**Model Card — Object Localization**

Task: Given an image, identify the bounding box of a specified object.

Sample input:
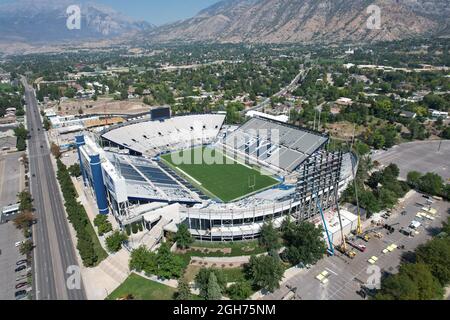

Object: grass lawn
[161,147,279,202]
[107,273,177,300]
[221,268,247,283]
[187,240,266,257]
[184,265,246,284]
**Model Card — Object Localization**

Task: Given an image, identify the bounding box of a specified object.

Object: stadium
[76,107,356,243]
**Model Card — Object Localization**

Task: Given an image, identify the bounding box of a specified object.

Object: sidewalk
[81,249,131,300]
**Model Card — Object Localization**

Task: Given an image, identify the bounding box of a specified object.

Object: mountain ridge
[149,0,450,44]
[0,0,154,44]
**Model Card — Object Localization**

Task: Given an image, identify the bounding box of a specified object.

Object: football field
[161,147,279,202]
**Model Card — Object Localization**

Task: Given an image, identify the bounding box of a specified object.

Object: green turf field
[161,147,279,202]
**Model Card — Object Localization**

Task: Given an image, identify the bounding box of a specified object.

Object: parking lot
[372,140,450,182]
[265,190,450,300]
[0,151,30,300]
[0,223,29,300]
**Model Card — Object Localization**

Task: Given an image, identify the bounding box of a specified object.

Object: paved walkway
[190,255,253,266]
[70,176,131,300]
[81,249,131,300]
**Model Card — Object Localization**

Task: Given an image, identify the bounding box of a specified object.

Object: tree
[207,272,223,300]
[375,263,443,300]
[372,132,385,149]
[68,163,81,177]
[354,141,370,156]
[383,163,400,180]
[93,214,113,236]
[43,117,51,131]
[129,246,157,273]
[367,171,383,189]
[13,211,34,230]
[407,171,422,189]
[77,236,98,267]
[14,124,28,151]
[441,127,450,140]
[282,221,327,266]
[156,242,185,279]
[105,230,128,253]
[247,255,284,292]
[195,268,226,299]
[418,173,443,196]
[377,187,398,209]
[174,278,191,300]
[19,240,34,256]
[444,184,450,201]
[174,223,194,249]
[50,143,61,159]
[259,221,281,252]
[226,280,253,300]
[17,190,33,212]
[359,190,381,216]
[416,238,450,286]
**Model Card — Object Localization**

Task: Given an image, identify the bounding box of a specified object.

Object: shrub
[226,280,253,300]
[106,230,128,253]
[131,222,139,234]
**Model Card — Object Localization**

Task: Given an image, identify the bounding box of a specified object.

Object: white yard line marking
[175,167,202,186]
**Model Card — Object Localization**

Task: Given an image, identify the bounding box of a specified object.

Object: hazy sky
[97,0,220,25]
[0,0,221,25]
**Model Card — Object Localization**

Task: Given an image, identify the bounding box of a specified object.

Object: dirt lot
[326,121,365,140]
[59,97,151,116]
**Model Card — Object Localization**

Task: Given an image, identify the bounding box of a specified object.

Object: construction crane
[315,194,334,256]
[334,186,356,259]
[349,125,363,236]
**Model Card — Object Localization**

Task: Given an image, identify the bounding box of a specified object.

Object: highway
[22,77,86,300]
[243,67,310,114]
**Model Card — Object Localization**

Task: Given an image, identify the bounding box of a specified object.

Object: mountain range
[152,0,450,43]
[0,0,153,44]
[0,0,449,46]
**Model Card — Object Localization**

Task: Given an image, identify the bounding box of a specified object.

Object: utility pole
[351,123,356,149]
[313,110,316,131]
[318,109,321,132]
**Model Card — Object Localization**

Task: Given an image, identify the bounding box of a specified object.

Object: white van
[409,221,421,229]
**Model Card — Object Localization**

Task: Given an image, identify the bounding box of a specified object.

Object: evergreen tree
[207,272,222,300]
[175,278,191,300]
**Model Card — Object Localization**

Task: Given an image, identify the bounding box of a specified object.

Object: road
[243,67,310,114]
[22,77,86,300]
[264,191,450,300]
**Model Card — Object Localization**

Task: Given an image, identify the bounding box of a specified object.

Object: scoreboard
[151,106,171,120]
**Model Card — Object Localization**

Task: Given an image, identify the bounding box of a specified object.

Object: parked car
[15,265,26,272]
[16,260,28,266]
[15,241,23,247]
[16,294,28,301]
[15,282,28,289]
[15,290,27,298]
